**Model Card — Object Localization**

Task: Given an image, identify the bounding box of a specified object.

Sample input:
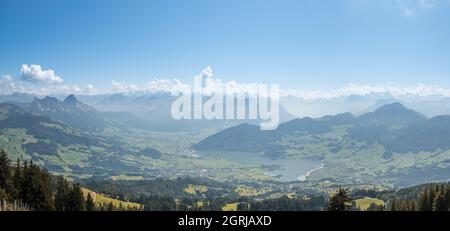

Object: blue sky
[1,0,450,93]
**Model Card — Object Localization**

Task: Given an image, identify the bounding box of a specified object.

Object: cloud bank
[20,64,64,84]
[398,0,440,16]
[2,66,450,100]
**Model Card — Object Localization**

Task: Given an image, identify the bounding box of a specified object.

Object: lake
[197,151,322,182]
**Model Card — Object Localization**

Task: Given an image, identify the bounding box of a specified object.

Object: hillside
[193,103,450,186]
[0,102,162,178]
[0,96,283,183]
[81,188,142,210]
[3,95,450,187]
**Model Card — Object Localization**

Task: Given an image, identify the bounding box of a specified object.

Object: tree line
[390,183,450,211]
[0,149,94,211]
[326,185,450,211]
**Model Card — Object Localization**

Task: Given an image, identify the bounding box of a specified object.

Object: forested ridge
[0,149,138,211]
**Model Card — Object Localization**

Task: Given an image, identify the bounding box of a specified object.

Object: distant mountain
[1,92,296,132]
[358,98,398,115]
[356,102,426,126]
[6,91,450,118]
[279,93,394,118]
[0,103,97,146]
[0,92,38,103]
[192,123,272,153]
[29,95,106,131]
[192,102,450,185]
[347,103,427,144]
[193,102,440,157]
[193,111,356,157]
[0,102,162,176]
[96,93,296,132]
[385,115,450,153]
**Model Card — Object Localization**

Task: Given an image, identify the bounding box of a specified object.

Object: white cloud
[398,0,440,16]
[4,66,450,100]
[0,73,100,96]
[419,0,437,9]
[111,80,139,93]
[107,67,450,100]
[144,79,190,95]
[280,83,450,100]
[191,66,264,97]
[201,66,213,79]
[20,64,64,84]
[0,75,21,94]
[1,74,13,81]
[84,84,96,95]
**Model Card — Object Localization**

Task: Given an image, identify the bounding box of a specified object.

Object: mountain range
[29,94,107,131]
[5,91,450,119]
[194,103,450,186]
[0,96,162,177]
[2,92,450,186]
[193,102,435,155]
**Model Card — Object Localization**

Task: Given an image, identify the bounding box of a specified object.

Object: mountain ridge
[29,95,106,131]
[193,102,448,155]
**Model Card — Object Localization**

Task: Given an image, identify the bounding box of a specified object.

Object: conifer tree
[390,200,397,211]
[327,188,352,211]
[419,189,431,211]
[67,183,86,211]
[428,188,435,211]
[107,202,114,211]
[0,188,7,201]
[20,162,55,210]
[55,176,70,211]
[11,158,22,200]
[433,192,447,211]
[444,187,450,210]
[410,201,416,211]
[0,149,15,199]
[86,193,96,211]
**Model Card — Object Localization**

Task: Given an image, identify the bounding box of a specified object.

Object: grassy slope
[354,197,385,211]
[81,188,142,210]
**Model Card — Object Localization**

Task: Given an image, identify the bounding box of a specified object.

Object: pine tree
[327,188,352,211]
[55,176,70,211]
[444,187,450,211]
[0,151,97,211]
[0,149,15,199]
[0,188,7,201]
[390,200,397,211]
[11,158,22,200]
[67,183,86,211]
[428,187,435,211]
[410,201,416,211]
[107,202,114,211]
[419,188,431,211]
[20,161,54,210]
[86,193,96,211]
[433,192,447,211]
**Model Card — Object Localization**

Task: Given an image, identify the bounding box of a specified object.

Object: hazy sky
[1,0,450,94]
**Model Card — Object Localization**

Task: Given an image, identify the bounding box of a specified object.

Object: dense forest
[84,179,327,211]
[388,183,450,211]
[325,184,450,211]
[0,149,128,211]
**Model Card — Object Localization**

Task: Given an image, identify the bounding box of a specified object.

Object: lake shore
[298,163,324,182]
